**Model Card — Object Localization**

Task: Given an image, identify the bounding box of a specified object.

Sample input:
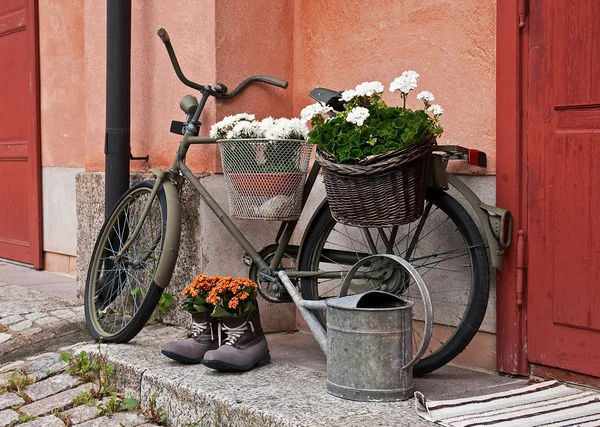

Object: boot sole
[161,350,203,364]
[202,353,271,372]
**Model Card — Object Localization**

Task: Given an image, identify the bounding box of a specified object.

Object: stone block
[0,334,11,344]
[26,373,82,402]
[61,404,101,424]
[24,353,68,381]
[20,383,93,417]
[0,315,24,325]
[0,409,19,427]
[0,393,24,410]
[75,412,147,427]
[19,415,65,427]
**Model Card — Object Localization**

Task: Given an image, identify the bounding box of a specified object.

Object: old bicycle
[84,28,512,376]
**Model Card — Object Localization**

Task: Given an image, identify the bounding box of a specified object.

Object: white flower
[300,103,332,122]
[355,81,384,97]
[341,89,359,102]
[389,70,420,94]
[428,104,443,116]
[266,118,308,140]
[417,91,435,102]
[209,112,256,138]
[346,106,370,127]
[225,120,264,139]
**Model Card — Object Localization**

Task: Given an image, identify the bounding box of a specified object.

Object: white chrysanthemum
[346,106,370,127]
[355,81,384,97]
[209,112,256,138]
[266,118,308,140]
[428,104,443,116]
[341,89,359,102]
[300,103,332,122]
[225,120,264,139]
[417,91,435,102]
[389,70,420,94]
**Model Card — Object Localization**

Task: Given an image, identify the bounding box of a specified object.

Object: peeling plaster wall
[292,0,497,174]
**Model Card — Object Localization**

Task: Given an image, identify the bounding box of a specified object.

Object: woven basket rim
[316,134,436,177]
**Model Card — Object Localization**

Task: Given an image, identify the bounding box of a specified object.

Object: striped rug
[414,380,600,427]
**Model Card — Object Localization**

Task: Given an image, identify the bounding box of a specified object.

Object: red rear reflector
[468,150,480,166]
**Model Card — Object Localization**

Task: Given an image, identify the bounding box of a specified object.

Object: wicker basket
[315,135,435,227]
[219,139,313,221]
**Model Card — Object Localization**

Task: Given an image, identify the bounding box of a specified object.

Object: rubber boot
[161,311,219,364]
[202,308,270,372]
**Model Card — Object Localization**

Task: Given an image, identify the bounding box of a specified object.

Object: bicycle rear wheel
[84,181,168,343]
[298,190,490,376]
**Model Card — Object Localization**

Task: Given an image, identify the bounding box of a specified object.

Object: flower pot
[316,135,435,228]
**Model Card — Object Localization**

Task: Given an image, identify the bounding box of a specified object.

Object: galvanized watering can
[278,254,433,402]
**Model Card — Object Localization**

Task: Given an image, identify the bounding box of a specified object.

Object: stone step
[72,327,435,427]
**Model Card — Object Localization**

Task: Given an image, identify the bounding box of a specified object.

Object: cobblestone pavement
[0,351,162,427]
[0,283,88,364]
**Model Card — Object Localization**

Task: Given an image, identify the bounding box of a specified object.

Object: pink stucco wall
[50,0,495,174]
[38,0,85,167]
[293,0,497,174]
[84,0,217,173]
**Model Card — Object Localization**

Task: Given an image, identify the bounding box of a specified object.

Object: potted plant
[210,114,313,220]
[302,71,443,227]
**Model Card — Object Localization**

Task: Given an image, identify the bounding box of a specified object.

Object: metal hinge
[518,0,529,29]
[516,230,527,306]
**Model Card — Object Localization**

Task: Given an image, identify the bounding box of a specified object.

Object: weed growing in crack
[97,395,139,415]
[141,392,168,425]
[61,343,115,399]
[0,371,34,400]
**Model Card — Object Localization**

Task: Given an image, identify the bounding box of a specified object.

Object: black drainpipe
[104,0,131,218]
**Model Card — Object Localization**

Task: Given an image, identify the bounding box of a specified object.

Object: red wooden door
[527,0,600,377]
[0,0,41,267]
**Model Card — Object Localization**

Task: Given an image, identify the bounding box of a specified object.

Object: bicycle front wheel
[298,190,490,376]
[85,181,168,343]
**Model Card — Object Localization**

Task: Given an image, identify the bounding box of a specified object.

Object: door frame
[27,0,42,269]
[496,0,528,375]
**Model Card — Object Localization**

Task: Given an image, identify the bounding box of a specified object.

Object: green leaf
[212,304,233,317]
[121,398,139,410]
[60,353,70,363]
[192,304,208,312]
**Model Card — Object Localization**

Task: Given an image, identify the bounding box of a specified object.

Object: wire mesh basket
[218,139,313,220]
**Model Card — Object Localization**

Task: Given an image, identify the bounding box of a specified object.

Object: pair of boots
[161,308,270,372]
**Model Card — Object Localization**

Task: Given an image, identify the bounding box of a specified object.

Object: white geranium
[300,103,332,122]
[355,81,384,97]
[428,104,443,116]
[341,89,359,102]
[417,91,435,102]
[346,106,370,127]
[389,71,420,94]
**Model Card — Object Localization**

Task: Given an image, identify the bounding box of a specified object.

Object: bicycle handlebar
[157,28,288,99]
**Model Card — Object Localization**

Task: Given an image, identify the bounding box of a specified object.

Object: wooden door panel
[527,0,600,376]
[0,0,40,266]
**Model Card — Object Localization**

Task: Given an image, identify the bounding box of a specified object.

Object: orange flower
[228,296,239,309]
[237,291,249,300]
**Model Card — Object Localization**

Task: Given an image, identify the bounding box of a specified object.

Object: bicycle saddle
[309,87,345,111]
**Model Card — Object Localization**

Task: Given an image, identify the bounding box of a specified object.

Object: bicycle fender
[296,198,330,267]
[153,179,181,288]
[445,174,507,271]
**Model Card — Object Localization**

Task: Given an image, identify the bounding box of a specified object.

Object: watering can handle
[339,254,433,371]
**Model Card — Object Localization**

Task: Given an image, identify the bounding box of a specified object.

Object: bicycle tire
[85,181,168,343]
[298,190,490,376]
